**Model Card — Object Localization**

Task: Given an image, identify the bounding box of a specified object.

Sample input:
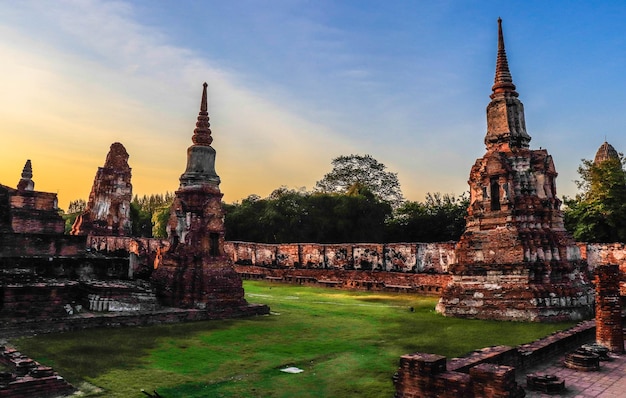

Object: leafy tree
[130,193,175,237]
[224,186,392,243]
[315,154,404,208]
[386,192,468,242]
[564,156,626,242]
[130,201,152,237]
[152,207,172,238]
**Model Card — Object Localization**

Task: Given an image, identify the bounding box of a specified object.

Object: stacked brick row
[226,241,455,273]
[0,282,80,318]
[594,264,624,352]
[393,353,525,398]
[0,345,74,398]
[394,321,597,397]
[234,265,451,295]
[469,363,524,398]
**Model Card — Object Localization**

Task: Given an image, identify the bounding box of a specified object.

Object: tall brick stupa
[151,83,265,315]
[436,19,594,322]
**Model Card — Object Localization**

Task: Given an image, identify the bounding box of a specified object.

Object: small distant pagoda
[151,83,260,313]
[436,19,594,322]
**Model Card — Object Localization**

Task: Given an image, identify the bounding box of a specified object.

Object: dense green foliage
[315,154,404,208]
[564,156,626,242]
[14,281,574,398]
[225,186,392,243]
[386,192,468,242]
[225,188,467,243]
[130,192,175,238]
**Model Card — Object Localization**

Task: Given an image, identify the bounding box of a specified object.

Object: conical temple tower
[593,141,619,165]
[151,83,263,314]
[16,160,34,191]
[436,19,594,322]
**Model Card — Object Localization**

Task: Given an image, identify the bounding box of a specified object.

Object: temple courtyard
[4,280,579,397]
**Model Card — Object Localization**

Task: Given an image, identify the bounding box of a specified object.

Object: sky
[1,0,626,210]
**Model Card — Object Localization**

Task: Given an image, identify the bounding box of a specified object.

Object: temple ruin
[435,19,595,322]
[0,83,268,337]
[70,142,133,236]
[150,82,251,312]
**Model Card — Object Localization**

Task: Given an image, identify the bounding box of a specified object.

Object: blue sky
[0,0,624,209]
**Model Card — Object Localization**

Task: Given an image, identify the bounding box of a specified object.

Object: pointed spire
[17,159,34,191]
[491,18,518,98]
[192,82,213,146]
[485,18,530,149]
[21,159,32,180]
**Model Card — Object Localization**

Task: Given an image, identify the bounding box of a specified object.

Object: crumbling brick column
[393,353,471,398]
[594,264,624,353]
[469,363,524,398]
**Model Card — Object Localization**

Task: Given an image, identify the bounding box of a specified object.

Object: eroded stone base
[151,255,247,311]
[436,271,594,322]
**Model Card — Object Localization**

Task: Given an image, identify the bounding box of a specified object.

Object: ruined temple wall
[85,236,168,254]
[0,233,86,258]
[9,190,64,234]
[235,265,451,294]
[9,190,58,212]
[579,243,626,294]
[224,241,455,273]
[416,242,456,273]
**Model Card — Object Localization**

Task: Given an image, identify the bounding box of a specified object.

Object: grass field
[12,281,575,397]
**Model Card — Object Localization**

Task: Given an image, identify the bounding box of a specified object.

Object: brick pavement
[519,343,626,397]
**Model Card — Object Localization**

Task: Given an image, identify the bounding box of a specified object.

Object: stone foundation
[235,265,450,295]
[394,321,597,397]
[436,263,594,322]
[0,345,74,398]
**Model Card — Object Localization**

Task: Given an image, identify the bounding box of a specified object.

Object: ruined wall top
[485,18,531,150]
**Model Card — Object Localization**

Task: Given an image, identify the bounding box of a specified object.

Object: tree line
[60,152,626,244]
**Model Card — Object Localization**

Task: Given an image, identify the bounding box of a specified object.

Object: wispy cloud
[0,0,358,207]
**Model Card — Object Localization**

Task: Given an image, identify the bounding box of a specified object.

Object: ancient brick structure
[226,241,456,273]
[393,321,598,397]
[437,19,594,322]
[580,242,626,295]
[594,141,619,165]
[16,160,34,192]
[151,83,265,314]
[0,344,74,398]
[71,142,132,236]
[594,264,624,352]
[0,161,64,236]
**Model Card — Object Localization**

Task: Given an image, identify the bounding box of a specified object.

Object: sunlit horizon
[2,1,625,210]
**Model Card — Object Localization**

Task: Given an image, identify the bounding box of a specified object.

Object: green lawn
[13,281,575,397]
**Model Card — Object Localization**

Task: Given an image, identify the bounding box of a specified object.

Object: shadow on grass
[379,311,577,359]
[13,318,251,382]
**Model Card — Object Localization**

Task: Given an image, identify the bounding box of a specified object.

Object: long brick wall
[225,241,456,273]
[225,241,626,292]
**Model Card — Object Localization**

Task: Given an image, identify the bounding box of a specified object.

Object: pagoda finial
[17,159,34,191]
[192,82,213,146]
[491,18,518,98]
